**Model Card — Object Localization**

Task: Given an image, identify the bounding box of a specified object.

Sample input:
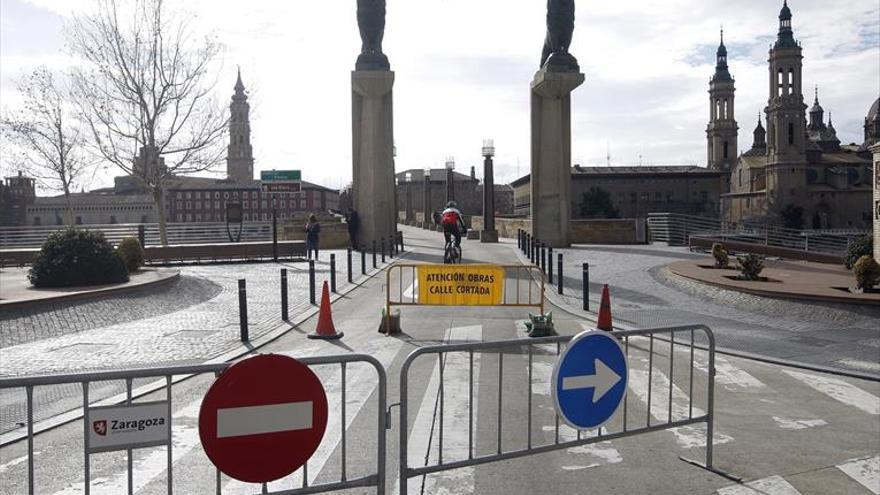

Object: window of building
[243,191,249,199]
[738,169,743,187]
[56,216,63,225]
[700,191,708,203]
[33,217,41,225]
[253,201,258,209]
[110,215,117,224]
[215,201,220,209]
[176,214,182,221]
[244,213,249,221]
[186,214,192,222]
[186,201,191,209]
[196,192,201,199]
[215,192,220,199]
[186,192,191,199]
[723,141,729,159]
[261,200,267,209]
[176,192,182,199]
[262,213,268,221]
[788,122,794,145]
[629,192,637,203]
[195,201,201,210]
[654,192,662,201]
[76,216,82,225]
[195,214,202,222]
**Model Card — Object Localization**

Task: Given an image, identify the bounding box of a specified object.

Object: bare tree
[1,66,92,224]
[67,0,228,245]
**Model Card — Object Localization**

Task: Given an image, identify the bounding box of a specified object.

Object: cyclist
[441,201,465,256]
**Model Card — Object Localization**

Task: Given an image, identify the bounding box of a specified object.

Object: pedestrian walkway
[0,226,877,494]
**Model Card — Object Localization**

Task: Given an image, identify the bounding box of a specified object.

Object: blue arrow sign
[552,330,628,430]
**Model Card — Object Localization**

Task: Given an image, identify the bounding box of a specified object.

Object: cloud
[1,0,878,190]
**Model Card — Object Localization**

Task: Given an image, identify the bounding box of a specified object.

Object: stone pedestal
[481,155,498,243]
[530,68,584,248]
[479,230,499,243]
[352,70,395,250]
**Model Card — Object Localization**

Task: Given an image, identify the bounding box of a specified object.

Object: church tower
[764,0,807,204]
[707,28,738,174]
[227,69,254,182]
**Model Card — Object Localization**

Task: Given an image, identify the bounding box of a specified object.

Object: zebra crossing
[4,319,878,495]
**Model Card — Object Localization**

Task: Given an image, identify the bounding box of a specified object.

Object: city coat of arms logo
[93,420,107,436]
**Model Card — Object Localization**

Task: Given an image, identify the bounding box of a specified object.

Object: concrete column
[352,70,395,249]
[445,168,455,203]
[423,176,431,228]
[530,68,584,247]
[480,155,498,243]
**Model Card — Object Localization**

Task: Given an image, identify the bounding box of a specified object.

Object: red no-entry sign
[198,354,328,483]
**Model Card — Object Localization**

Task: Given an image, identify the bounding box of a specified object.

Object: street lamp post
[445,156,455,204]
[423,167,431,229]
[481,139,499,243]
[272,195,278,261]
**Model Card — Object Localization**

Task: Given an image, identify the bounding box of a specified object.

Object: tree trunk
[63,184,75,225]
[153,187,169,246]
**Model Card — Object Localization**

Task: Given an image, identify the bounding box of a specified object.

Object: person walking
[345,207,360,249]
[305,213,321,260]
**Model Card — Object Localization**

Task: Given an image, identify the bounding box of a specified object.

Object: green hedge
[116,236,144,273]
[28,228,129,288]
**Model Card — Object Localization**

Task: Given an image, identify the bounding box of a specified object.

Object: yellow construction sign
[418,264,505,306]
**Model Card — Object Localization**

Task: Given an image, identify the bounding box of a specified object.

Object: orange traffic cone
[597,284,613,332]
[308,281,344,340]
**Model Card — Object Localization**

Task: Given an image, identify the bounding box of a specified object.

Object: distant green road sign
[261,170,301,182]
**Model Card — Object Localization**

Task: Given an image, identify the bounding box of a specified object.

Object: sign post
[198,354,328,483]
[551,330,628,430]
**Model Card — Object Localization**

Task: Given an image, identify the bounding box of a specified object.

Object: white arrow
[561,359,622,403]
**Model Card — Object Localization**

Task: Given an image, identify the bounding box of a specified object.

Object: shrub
[28,227,129,288]
[116,236,144,273]
[737,253,765,281]
[853,255,880,290]
[711,242,729,268]
[844,235,873,269]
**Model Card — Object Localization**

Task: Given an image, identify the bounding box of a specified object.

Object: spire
[809,85,825,130]
[234,67,245,93]
[775,0,796,48]
[712,27,732,82]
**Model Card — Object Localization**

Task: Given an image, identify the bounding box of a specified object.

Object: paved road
[524,241,880,376]
[0,227,877,495]
[0,249,382,434]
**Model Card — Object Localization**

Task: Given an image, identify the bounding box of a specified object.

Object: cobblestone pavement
[0,248,379,433]
[520,241,880,375]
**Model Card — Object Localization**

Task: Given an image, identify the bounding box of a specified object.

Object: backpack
[442,210,460,225]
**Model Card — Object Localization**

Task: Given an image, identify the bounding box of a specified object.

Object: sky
[1,0,878,194]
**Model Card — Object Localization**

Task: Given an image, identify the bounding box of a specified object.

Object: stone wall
[471,217,645,244]
[281,220,351,249]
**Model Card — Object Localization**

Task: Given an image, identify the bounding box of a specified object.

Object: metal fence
[0,353,387,495]
[647,212,865,256]
[398,325,719,494]
[0,222,274,249]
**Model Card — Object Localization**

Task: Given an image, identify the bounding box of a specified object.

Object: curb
[0,250,409,447]
[667,263,880,306]
[0,269,181,310]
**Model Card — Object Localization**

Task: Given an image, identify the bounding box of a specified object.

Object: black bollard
[330,254,337,292]
[582,263,589,311]
[381,238,387,263]
[518,229,522,250]
[399,232,405,252]
[347,248,353,283]
[137,224,146,248]
[557,253,564,295]
[548,247,554,284]
[525,233,530,255]
[309,260,316,305]
[540,243,546,273]
[238,279,248,342]
[389,237,394,259]
[361,247,366,275]
[280,269,288,320]
[372,241,377,268]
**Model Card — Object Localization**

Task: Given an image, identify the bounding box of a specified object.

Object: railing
[0,354,387,495]
[398,325,721,494]
[647,212,866,257]
[0,222,274,249]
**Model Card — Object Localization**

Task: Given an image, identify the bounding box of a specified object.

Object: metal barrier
[0,353,387,495]
[385,263,545,317]
[398,325,720,493]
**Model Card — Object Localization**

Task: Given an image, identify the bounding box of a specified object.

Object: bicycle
[444,237,461,264]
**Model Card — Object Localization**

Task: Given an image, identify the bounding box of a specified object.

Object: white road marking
[693,355,766,390]
[226,337,405,494]
[217,401,313,438]
[837,456,880,495]
[392,325,482,495]
[50,403,201,495]
[530,348,623,470]
[716,475,802,494]
[0,451,39,474]
[629,357,734,449]
[770,417,827,430]
[783,369,880,415]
